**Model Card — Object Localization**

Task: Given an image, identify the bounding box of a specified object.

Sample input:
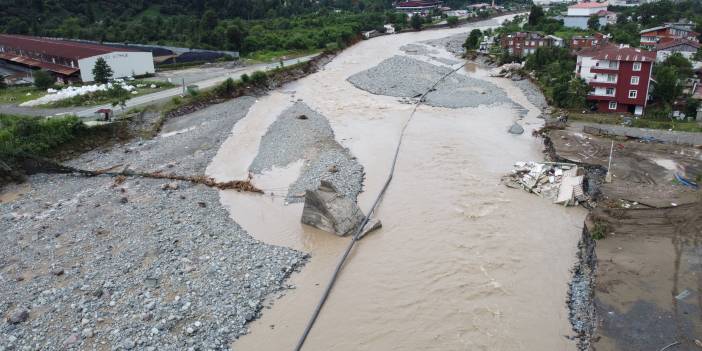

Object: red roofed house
[500,32,564,57]
[570,33,609,51]
[639,24,700,50]
[0,34,154,83]
[575,44,656,115]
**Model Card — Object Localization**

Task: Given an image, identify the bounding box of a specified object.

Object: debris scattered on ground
[504,161,587,206]
[489,62,523,77]
[301,180,380,236]
[0,97,306,350]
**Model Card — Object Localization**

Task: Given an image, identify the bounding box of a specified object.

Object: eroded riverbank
[208,15,588,350]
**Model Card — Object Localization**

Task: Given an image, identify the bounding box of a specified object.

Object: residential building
[562,2,616,30]
[0,34,154,83]
[576,44,656,115]
[394,0,442,13]
[570,33,609,51]
[639,24,700,50]
[655,39,700,62]
[500,32,564,57]
[532,0,572,5]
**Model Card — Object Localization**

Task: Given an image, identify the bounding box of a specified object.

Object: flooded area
[207,15,587,350]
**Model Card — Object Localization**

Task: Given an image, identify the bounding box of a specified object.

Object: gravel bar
[347,55,515,109]
[0,97,306,350]
[249,102,364,203]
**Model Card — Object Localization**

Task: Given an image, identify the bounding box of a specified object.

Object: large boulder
[301,180,370,236]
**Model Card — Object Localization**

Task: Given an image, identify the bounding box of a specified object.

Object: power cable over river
[294,63,468,351]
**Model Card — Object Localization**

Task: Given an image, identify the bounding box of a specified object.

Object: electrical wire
[293,63,466,351]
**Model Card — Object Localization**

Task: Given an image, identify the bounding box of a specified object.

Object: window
[609,101,617,110]
[631,76,639,85]
[606,88,614,95]
[607,74,616,82]
[629,90,638,99]
[509,40,513,45]
[633,62,642,71]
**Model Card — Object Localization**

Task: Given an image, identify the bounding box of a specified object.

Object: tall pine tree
[92,58,113,84]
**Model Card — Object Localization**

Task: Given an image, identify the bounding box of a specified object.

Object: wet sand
[208,15,587,350]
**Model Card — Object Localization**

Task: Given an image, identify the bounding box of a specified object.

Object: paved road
[1,54,319,118]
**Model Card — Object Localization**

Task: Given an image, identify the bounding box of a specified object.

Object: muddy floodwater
[208,15,587,350]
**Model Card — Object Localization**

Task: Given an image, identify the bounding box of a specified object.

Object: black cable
[293,63,465,351]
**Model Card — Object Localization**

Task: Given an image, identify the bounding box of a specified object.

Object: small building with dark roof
[0,34,154,83]
[654,39,700,62]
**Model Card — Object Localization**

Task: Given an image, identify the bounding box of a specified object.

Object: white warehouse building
[0,34,154,83]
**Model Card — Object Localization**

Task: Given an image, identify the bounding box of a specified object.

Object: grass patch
[590,221,608,240]
[0,86,48,104]
[0,114,87,159]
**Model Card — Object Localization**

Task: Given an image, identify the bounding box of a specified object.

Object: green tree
[92,58,114,84]
[652,65,682,106]
[464,29,482,50]
[447,16,459,27]
[528,5,544,26]
[200,10,218,31]
[661,53,693,78]
[33,70,53,89]
[410,14,423,30]
[587,15,600,30]
[695,46,702,61]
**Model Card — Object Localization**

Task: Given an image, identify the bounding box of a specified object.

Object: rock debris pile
[504,161,588,207]
[249,102,364,203]
[0,97,306,350]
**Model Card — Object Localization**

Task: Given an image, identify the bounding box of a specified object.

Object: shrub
[250,70,268,86]
[590,221,608,240]
[215,78,237,96]
[447,16,459,28]
[33,70,54,90]
[0,114,86,159]
[240,73,250,83]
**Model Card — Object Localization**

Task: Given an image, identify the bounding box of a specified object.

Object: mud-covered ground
[0,97,306,350]
[546,125,702,351]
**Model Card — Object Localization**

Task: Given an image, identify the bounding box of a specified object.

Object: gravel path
[249,102,364,203]
[0,97,306,350]
[511,79,549,110]
[347,55,515,109]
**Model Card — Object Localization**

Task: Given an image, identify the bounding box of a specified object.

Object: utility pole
[182,78,185,96]
[605,140,614,183]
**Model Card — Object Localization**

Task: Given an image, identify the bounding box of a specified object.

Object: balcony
[589,80,618,87]
[590,67,618,74]
[587,93,616,101]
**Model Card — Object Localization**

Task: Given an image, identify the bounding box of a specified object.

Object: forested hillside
[0,0,396,53]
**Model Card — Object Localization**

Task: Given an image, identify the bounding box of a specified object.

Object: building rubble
[503,161,587,206]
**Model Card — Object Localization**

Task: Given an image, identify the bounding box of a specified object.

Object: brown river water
[207,15,587,351]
